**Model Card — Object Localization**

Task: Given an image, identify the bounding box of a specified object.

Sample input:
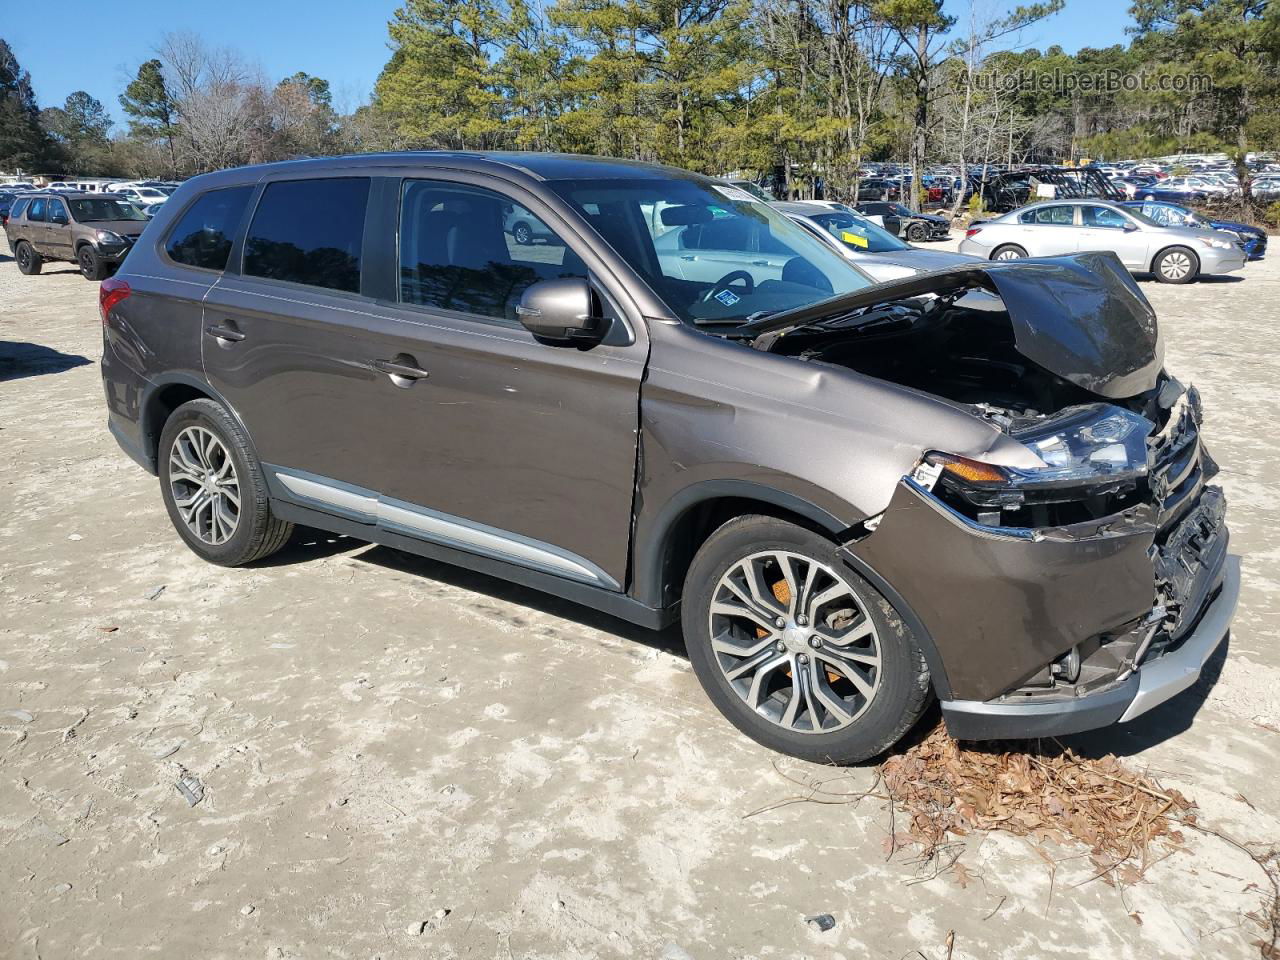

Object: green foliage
[0,39,55,171]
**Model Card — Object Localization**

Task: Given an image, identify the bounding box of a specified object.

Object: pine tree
[0,39,55,173]
[119,59,178,173]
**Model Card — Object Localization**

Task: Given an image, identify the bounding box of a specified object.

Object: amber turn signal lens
[930,453,1009,485]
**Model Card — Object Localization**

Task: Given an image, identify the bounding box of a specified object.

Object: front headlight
[1198,236,1235,250]
[96,230,126,246]
[916,405,1154,509]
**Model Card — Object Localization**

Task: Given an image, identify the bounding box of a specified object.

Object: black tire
[906,221,927,242]
[512,222,533,245]
[681,515,932,764]
[1152,245,1199,284]
[158,398,293,566]
[15,240,42,275]
[991,243,1028,261]
[77,244,108,281]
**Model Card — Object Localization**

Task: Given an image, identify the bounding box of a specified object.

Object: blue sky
[2,0,1133,123]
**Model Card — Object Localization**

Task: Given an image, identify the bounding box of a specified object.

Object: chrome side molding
[267,466,620,590]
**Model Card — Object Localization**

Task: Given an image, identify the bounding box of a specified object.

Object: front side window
[1082,206,1130,229]
[166,185,255,271]
[244,178,370,293]
[399,181,586,322]
[47,198,69,223]
[551,177,869,326]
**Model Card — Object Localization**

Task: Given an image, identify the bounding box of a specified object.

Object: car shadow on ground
[0,340,92,381]
[1059,635,1231,759]
[258,527,687,656]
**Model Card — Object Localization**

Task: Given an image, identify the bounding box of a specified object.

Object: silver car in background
[959,199,1246,284]
[776,201,981,282]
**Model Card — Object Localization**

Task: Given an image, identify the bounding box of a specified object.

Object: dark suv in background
[100,153,1237,763]
[5,191,149,279]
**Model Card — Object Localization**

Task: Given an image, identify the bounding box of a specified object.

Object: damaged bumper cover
[844,475,1235,742]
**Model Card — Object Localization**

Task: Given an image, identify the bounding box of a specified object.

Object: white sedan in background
[959,199,1245,283]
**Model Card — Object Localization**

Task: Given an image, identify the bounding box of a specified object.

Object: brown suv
[4,191,149,280]
[99,153,1237,763]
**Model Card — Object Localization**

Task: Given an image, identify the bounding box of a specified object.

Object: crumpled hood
[750,251,1163,399]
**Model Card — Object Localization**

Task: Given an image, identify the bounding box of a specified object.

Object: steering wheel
[701,270,755,305]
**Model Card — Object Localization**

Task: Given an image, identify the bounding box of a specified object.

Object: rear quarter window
[165,185,255,271]
[243,178,370,293]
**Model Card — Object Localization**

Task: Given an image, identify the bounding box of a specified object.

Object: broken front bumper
[844,472,1236,742]
[940,556,1237,739]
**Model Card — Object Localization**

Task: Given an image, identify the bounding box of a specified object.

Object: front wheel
[512,222,533,245]
[77,244,108,281]
[158,399,293,566]
[681,516,931,764]
[906,222,927,242]
[1153,246,1199,284]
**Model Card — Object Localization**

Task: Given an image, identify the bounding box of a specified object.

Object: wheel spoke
[822,617,876,648]
[725,645,784,682]
[710,599,778,636]
[711,631,777,660]
[814,650,877,701]
[805,581,854,625]
[744,654,790,709]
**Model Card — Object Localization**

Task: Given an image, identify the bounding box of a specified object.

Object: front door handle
[373,355,430,387]
[679,254,696,261]
[205,323,245,344]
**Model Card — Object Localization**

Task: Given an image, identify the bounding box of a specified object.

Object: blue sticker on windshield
[714,289,741,307]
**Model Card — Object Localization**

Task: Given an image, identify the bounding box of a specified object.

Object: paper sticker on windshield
[841,230,869,248]
[713,184,762,204]
[714,289,741,307]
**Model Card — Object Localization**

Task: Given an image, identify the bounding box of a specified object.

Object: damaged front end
[754,253,1238,740]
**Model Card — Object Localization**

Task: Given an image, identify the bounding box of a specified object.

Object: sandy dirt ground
[2,238,1279,960]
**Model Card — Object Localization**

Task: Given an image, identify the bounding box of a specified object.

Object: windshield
[548,177,870,325]
[69,198,149,222]
[807,213,910,253]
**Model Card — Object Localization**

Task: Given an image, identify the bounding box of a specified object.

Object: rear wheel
[1153,246,1199,284]
[991,244,1027,261]
[77,244,107,281]
[682,516,931,764]
[512,222,533,245]
[158,399,293,566]
[15,240,42,275]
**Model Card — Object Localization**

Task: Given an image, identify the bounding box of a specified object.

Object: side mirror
[515,277,601,344]
[1122,223,1139,232]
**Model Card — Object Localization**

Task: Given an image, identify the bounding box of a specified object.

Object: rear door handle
[373,356,430,387]
[205,323,245,344]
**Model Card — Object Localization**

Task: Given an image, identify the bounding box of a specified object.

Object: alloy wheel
[17,245,29,270]
[1160,251,1192,280]
[994,248,1023,260]
[707,550,882,734]
[78,248,94,277]
[168,426,241,545]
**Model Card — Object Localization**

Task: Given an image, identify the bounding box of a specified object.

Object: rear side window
[244,178,369,293]
[166,185,254,271]
[27,198,47,222]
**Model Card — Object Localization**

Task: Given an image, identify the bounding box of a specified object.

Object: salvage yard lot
[2,244,1279,959]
